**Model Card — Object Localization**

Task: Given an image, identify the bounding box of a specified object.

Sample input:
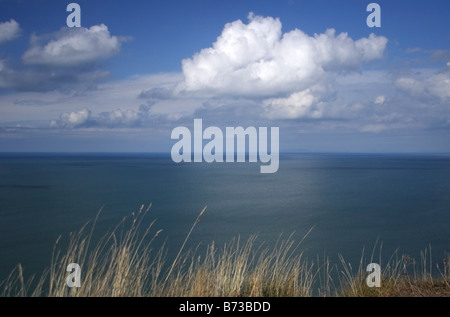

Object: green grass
[1,205,449,297]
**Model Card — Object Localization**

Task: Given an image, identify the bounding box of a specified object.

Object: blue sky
[0,0,449,153]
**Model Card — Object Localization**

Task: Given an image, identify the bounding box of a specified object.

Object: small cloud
[23,24,123,68]
[395,77,424,95]
[374,95,385,105]
[395,70,450,101]
[48,101,190,130]
[50,107,148,129]
[262,86,324,119]
[50,108,91,128]
[98,108,141,127]
[0,19,20,44]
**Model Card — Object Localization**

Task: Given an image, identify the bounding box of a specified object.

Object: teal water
[0,153,449,281]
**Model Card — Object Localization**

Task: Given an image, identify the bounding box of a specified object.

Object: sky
[0,0,449,153]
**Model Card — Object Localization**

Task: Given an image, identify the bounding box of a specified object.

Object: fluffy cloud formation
[262,85,326,119]
[181,13,388,97]
[50,107,143,129]
[97,108,141,127]
[48,99,199,130]
[0,19,20,44]
[395,70,450,101]
[0,24,125,91]
[49,106,156,129]
[22,24,122,67]
[50,108,91,128]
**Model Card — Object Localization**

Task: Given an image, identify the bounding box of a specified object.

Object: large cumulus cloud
[180,13,388,99]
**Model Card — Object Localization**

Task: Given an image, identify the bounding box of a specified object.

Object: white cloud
[0,24,127,91]
[395,71,450,101]
[262,86,325,119]
[374,95,386,105]
[428,73,450,101]
[48,104,184,130]
[180,13,388,97]
[98,108,141,127]
[0,19,20,44]
[50,108,91,128]
[23,24,122,67]
[395,77,425,96]
[0,73,186,125]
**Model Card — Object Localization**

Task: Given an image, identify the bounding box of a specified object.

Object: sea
[0,153,449,283]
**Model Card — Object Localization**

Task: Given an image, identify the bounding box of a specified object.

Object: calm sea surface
[0,153,449,281]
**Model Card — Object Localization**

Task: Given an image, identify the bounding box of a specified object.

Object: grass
[338,245,450,297]
[1,205,449,297]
